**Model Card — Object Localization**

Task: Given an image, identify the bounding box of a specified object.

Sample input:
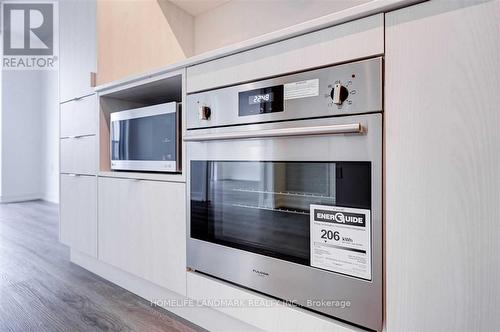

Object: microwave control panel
[187,57,382,130]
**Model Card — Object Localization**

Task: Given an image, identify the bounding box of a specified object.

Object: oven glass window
[111,113,176,161]
[190,161,371,265]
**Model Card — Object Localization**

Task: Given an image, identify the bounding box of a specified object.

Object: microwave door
[110,102,179,172]
[111,120,120,161]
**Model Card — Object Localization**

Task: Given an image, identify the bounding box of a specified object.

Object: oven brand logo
[2,1,58,70]
[252,269,269,277]
[314,209,366,227]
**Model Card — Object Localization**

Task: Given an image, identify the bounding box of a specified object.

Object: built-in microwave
[110,102,181,172]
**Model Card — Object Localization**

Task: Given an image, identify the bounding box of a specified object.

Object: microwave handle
[183,123,363,142]
[176,103,182,171]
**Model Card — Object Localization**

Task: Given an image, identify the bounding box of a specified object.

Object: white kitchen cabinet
[98,177,187,295]
[60,94,97,138]
[187,14,383,92]
[60,174,97,257]
[59,0,96,102]
[60,135,97,175]
[385,1,500,331]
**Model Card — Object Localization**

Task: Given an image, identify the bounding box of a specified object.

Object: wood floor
[0,200,204,332]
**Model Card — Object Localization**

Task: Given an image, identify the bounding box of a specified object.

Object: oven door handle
[184,123,363,142]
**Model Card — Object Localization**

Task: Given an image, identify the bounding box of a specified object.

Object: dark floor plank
[0,200,204,332]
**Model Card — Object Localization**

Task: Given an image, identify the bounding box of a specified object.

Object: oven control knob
[330,83,349,105]
[198,106,211,120]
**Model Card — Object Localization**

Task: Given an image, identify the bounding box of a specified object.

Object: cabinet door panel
[98,177,186,295]
[60,175,97,257]
[59,0,96,102]
[385,1,500,331]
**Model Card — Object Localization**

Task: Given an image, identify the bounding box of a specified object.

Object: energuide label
[310,204,371,280]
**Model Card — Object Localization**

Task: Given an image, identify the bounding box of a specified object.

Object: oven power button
[198,106,211,120]
[330,83,349,105]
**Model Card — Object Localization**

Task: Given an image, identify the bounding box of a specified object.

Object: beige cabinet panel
[385,1,500,331]
[60,95,97,138]
[98,177,187,295]
[60,136,97,175]
[60,174,97,257]
[59,0,96,102]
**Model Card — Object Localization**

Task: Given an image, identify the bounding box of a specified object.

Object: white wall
[158,0,195,57]
[41,71,60,203]
[97,0,192,84]
[194,0,371,54]
[0,71,43,202]
[0,68,2,195]
[0,69,59,203]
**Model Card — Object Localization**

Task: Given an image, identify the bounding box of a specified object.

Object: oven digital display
[239,85,284,116]
[249,92,274,104]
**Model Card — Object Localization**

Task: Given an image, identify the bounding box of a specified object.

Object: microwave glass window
[190,161,371,265]
[111,113,176,161]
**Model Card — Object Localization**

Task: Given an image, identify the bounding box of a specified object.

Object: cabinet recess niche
[98,73,184,182]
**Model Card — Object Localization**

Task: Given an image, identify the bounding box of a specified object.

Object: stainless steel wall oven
[185,58,383,331]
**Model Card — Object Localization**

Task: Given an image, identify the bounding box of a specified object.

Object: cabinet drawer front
[98,177,187,295]
[60,95,97,138]
[60,135,97,175]
[187,14,383,93]
[60,174,97,257]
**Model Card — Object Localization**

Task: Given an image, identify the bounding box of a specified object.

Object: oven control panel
[187,57,382,129]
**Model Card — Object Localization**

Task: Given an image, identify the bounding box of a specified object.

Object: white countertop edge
[95,0,422,93]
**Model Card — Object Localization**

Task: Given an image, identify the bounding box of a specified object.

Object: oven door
[186,113,382,331]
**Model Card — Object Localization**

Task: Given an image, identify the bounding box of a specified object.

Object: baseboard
[187,272,362,332]
[70,250,262,332]
[0,193,43,203]
[42,192,59,204]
